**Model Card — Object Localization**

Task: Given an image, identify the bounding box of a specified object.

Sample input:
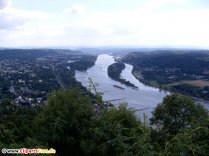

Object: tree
[81,104,154,156]
[150,94,209,142]
[33,89,94,156]
[0,99,42,149]
[33,89,156,156]
[161,126,209,156]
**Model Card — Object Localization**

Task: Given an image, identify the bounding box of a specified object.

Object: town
[0,49,97,106]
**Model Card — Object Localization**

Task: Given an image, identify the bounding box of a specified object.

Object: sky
[0,0,209,48]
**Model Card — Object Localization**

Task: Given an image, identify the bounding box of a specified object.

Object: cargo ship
[113,85,125,90]
[132,87,139,90]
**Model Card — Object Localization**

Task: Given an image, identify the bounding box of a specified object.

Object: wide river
[75,54,209,119]
[75,54,169,119]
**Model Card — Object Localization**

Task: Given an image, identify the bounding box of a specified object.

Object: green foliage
[162,126,209,156]
[1,90,209,156]
[150,94,209,142]
[0,99,43,149]
[33,89,94,155]
[33,90,154,156]
[70,57,96,71]
[108,63,125,80]
[108,63,138,88]
[88,78,103,105]
[122,52,209,100]
[81,104,154,156]
[171,84,209,101]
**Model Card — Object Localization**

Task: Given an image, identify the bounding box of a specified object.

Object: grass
[181,80,209,88]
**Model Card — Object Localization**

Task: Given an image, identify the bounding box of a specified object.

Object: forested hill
[121,51,209,100]
[0,49,82,60]
[123,52,209,73]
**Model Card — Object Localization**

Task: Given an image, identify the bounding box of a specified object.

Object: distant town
[0,49,97,106]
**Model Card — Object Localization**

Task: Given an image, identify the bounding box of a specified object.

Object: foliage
[33,89,94,155]
[70,55,97,71]
[81,104,154,156]
[0,99,43,149]
[1,90,209,156]
[108,63,138,88]
[150,94,209,142]
[122,51,209,100]
[161,126,209,156]
[171,84,209,101]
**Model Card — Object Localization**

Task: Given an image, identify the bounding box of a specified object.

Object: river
[75,54,169,120]
[75,54,208,120]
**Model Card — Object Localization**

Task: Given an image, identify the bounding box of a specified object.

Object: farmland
[182,80,209,88]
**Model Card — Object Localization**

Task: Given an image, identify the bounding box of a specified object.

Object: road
[51,65,65,88]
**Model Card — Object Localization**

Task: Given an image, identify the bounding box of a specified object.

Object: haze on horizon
[0,0,209,49]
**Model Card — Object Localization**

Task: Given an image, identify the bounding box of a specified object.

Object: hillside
[121,51,209,100]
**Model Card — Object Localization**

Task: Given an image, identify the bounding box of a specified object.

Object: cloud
[2,8,209,48]
[0,6,54,30]
[3,7,54,20]
[0,0,11,10]
[140,0,186,12]
[0,12,24,29]
[64,4,85,14]
[1,0,209,48]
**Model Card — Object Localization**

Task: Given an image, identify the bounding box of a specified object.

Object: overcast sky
[0,0,209,48]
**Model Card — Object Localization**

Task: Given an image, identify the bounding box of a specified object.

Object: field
[182,80,209,88]
[204,70,209,74]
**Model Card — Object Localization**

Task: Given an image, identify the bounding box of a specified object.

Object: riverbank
[75,54,168,119]
[108,63,138,89]
[132,68,209,106]
[120,51,209,104]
